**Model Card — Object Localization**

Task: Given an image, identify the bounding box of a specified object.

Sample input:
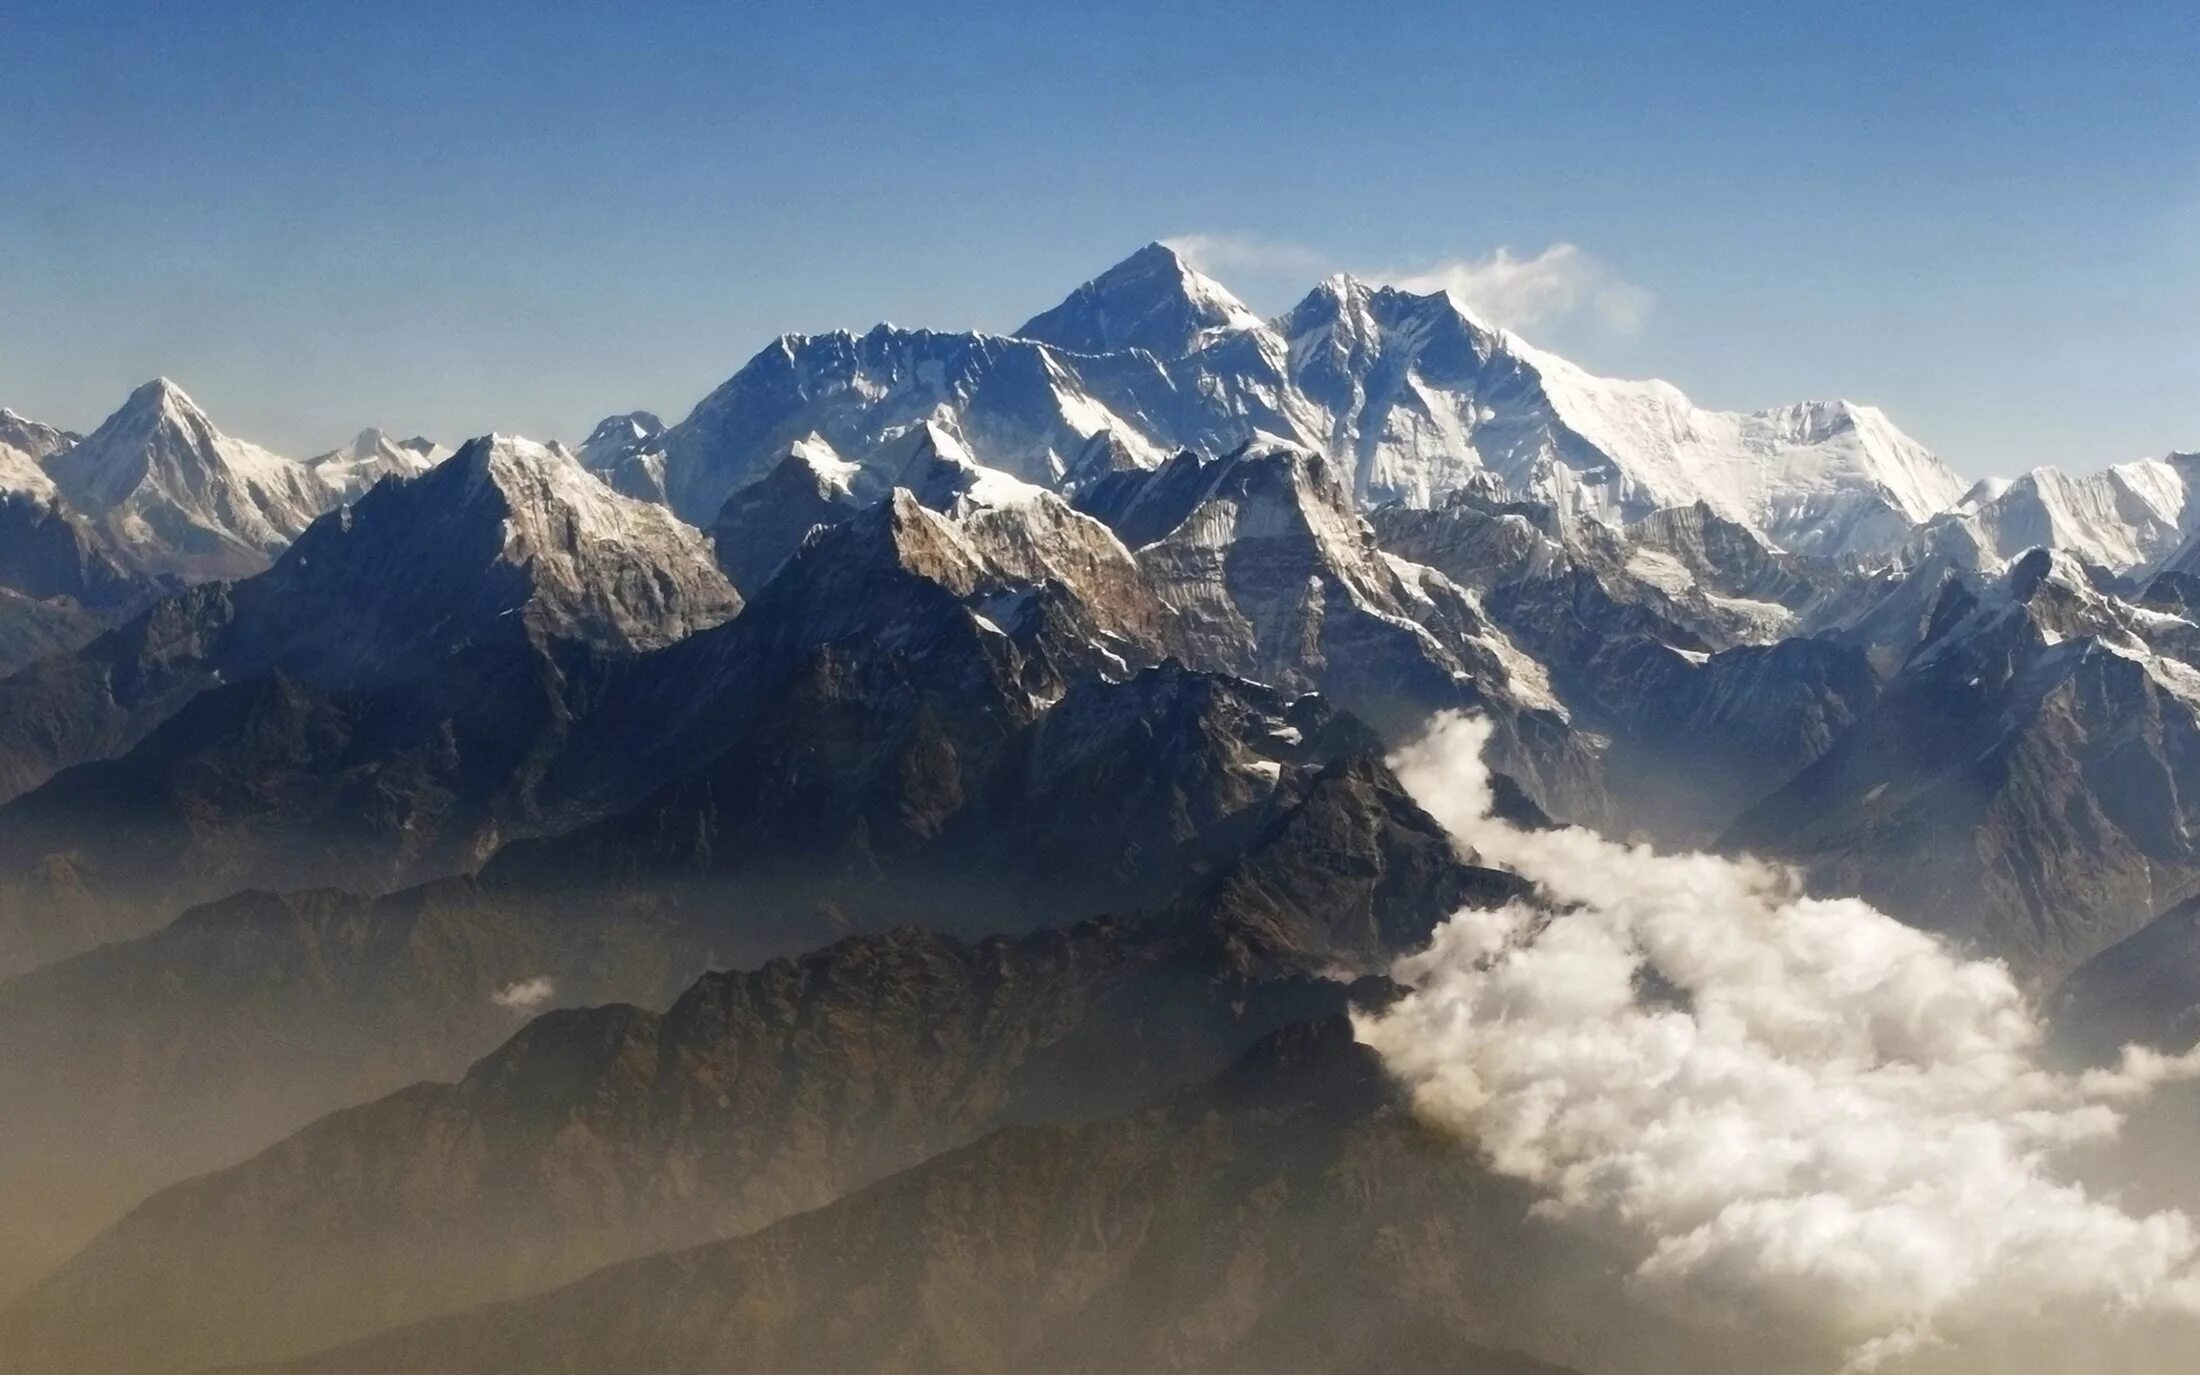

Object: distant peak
[874,418,975,475]
[126,376,196,410]
[135,375,182,396]
[583,411,664,445]
[1285,272,1376,324]
[1015,242,1262,358]
[1124,240,1187,269]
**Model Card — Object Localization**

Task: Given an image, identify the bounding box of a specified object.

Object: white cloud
[1384,243,1653,335]
[1358,711,2200,1372]
[1159,232,1332,280]
[490,975,556,1011]
[1161,234,1651,336]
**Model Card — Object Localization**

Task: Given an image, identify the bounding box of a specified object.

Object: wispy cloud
[1162,233,1652,336]
[1385,243,1652,334]
[490,975,556,1011]
[1159,232,1332,279]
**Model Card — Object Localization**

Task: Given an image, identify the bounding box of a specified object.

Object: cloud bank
[1358,711,2200,1371]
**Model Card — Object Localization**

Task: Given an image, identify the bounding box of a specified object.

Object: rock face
[1075,444,1595,816]
[1370,494,1876,842]
[1733,549,2200,983]
[1273,277,1962,548]
[652,324,1182,523]
[488,651,1473,972]
[1488,571,1879,843]
[708,437,864,594]
[0,433,739,803]
[2055,893,2200,1061]
[0,492,164,675]
[257,434,741,666]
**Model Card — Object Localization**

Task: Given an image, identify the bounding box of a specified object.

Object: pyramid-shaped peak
[118,376,208,423]
[129,375,190,404]
[1015,243,1263,359]
[582,411,664,448]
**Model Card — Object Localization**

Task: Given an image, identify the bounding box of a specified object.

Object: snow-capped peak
[1015,241,1264,358]
[579,411,664,467]
[1918,451,2200,574]
[306,427,451,502]
[266,432,741,662]
[1914,546,2200,702]
[0,407,76,500]
[625,244,1980,559]
[46,377,335,579]
[575,411,672,506]
[775,433,858,494]
[870,420,1050,515]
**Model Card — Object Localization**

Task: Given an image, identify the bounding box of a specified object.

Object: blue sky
[3,0,2194,476]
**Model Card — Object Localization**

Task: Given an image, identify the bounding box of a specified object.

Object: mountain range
[2,243,2197,1375]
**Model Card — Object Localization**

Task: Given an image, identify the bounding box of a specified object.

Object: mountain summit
[0,408,76,500]
[45,379,333,580]
[264,434,742,667]
[1016,241,1265,357]
[648,248,1964,557]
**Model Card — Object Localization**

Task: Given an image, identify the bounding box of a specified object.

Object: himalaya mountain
[0,435,741,975]
[617,243,1966,561]
[0,654,1502,1313]
[44,380,337,581]
[0,493,163,676]
[0,407,1592,984]
[0,409,147,673]
[3,384,472,593]
[0,390,469,673]
[1920,452,2200,575]
[305,428,451,502]
[1731,547,2200,983]
[0,408,78,499]
[3,243,2200,1375]
[1,776,1522,1375]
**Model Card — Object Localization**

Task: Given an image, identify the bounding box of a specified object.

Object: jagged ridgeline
[2,245,2199,1375]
